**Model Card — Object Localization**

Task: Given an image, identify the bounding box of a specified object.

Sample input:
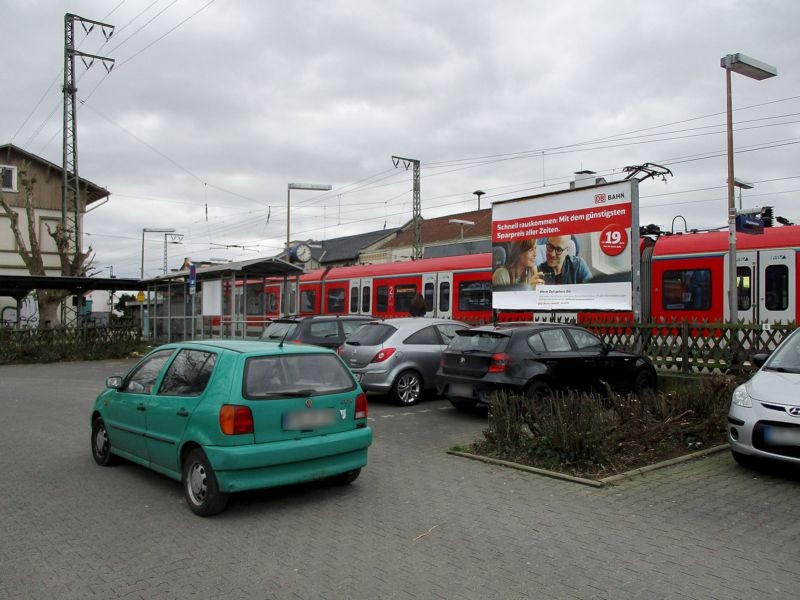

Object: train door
[349,278,373,315]
[735,252,757,323]
[758,249,795,323]
[437,272,452,319]
[422,272,452,318]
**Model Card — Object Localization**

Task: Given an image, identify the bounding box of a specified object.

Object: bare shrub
[473,377,733,477]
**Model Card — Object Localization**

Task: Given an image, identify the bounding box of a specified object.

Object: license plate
[282,409,337,430]
[449,383,473,398]
[763,426,800,446]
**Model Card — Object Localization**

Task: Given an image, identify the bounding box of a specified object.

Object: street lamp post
[285,183,331,316]
[721,53,776,324]
[286,183,332,253]
[141,227,175,279]
[473,190,485,210]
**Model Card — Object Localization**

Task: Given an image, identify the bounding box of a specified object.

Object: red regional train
[249,225,799,325]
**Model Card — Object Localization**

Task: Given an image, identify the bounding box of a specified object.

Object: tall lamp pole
[287,183,332,252]
[473,189,485,210]
[285,183,331,316]
[721,53,776,324]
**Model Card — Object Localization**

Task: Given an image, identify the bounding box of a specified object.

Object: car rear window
[448,331,508,353]
[244,354,356,398]
[261,321,300,341]
[346,323,396,346]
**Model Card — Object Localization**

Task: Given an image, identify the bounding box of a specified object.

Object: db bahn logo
[594,193,607,204]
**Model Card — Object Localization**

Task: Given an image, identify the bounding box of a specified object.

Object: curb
[447,444,730,488]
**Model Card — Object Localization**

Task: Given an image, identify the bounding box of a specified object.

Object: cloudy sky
[2,0,799,278]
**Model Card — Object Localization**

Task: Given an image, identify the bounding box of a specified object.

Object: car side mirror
[604,343,615,354]
[751,353,770,368]
[106,376,123,389]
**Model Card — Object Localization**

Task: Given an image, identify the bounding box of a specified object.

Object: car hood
[747,369,800,406]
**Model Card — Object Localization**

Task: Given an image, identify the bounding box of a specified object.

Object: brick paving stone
[1,359,800,599]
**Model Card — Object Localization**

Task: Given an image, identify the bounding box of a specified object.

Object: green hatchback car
[90,340,372,516]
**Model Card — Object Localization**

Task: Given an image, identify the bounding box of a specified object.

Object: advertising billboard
[491,179,639,311]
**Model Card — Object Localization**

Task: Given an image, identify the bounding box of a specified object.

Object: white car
[729,328,800,467]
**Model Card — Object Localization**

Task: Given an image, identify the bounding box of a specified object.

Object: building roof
[382,208,492,248]
[0,144,110,204]
[312,228,399,264]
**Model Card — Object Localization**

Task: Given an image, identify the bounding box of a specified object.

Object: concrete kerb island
[447,444,730,487]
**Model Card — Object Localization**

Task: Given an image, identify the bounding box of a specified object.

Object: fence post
[681,321,690,374]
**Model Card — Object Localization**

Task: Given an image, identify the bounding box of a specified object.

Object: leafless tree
[0,161,93,327]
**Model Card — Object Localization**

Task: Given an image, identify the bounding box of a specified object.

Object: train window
[458,280,492,312]
[662,269,711,311]
[327,288,346,314]
[394,285,417,313]
[300,289,316,313]
[350,287,359,313]
[764,265,789,311]
[439,282,450,312]
[737,267,752,311]
[376,286,389,312]
[362,285,371,313]
[246,286,263,315]
[266,292,279,313]
[424,282,434,312]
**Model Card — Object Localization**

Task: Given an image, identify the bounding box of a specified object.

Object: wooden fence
[0,324,142,364]
[585,320,796,375]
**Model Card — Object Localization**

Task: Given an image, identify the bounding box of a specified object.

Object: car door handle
[176,408,189,417]
[136,403,146,412]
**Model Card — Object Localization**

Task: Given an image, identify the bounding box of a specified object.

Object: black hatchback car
[261,315,374,350]
[436,322,657,411]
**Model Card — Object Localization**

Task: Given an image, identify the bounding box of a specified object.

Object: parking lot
[2,358,800,599]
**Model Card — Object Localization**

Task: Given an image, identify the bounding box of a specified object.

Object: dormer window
[1,165,17,192]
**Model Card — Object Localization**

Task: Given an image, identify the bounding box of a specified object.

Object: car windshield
[764,331,800,373]
[448,331,507,353]
[261,321,300,341]
[345,323,396,346]
[243,354,356,397]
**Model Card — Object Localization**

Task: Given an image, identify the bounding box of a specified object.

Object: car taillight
[488,352,512,372]
[355,392,368,421]
[219,405,254,435]
[371,347,396,363]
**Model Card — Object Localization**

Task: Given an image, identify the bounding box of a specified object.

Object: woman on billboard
[492,238,545,290]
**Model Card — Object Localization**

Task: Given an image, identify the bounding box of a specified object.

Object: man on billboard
[538,235,593,285]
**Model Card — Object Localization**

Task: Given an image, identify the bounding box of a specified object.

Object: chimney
[570,170,607,189]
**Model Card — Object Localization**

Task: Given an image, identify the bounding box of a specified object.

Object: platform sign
[188,263,197,295]
[491,179,639,312]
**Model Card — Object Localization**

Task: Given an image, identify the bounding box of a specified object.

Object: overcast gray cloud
[2,0,799,278]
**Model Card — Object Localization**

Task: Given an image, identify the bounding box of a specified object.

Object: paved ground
[1,359,799,599]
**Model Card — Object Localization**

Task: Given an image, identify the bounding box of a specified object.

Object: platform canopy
[0,274,142,301]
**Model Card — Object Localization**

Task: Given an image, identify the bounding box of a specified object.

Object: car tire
[392,370,423,406]
[91,417,117,466]
[633,368,657,395]
[183,448,229,517]
[525,381,553,403]
[329,468,361,486]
